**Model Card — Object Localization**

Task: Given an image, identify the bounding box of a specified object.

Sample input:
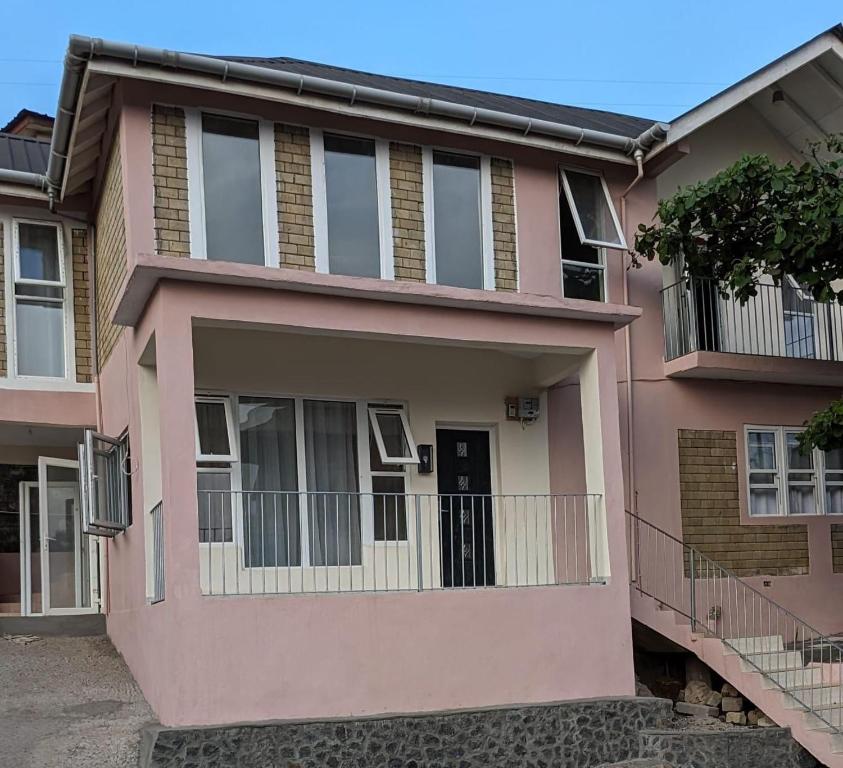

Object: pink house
[0,24,841,767]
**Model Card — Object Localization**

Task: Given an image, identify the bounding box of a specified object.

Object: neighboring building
[0,24,841,766]
[1,109,54,140]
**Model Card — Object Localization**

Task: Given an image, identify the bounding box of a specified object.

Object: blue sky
[1,0,840,127]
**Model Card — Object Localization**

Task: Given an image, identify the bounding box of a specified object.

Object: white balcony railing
[661,277,843,363]
[197,491,605,595]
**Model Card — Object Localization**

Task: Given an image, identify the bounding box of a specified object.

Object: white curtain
[304,400,361,566]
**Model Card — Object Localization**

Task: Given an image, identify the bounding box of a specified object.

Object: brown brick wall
[833,525,843,574]
[678,429,809,577]
[94,137,128,369]
[275,124,315,270]
[152,105,190,257]
[490,158,517,291]
[0,222,5,377]
[71,228,92,383]
[389,142,426,282]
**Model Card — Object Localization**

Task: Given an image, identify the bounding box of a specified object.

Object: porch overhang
[113,253,642,331]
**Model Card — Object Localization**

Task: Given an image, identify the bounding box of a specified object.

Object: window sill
[116,253,642,329]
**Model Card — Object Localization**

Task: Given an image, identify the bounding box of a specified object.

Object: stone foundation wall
[638,727,816,768]
[145,697,673,768]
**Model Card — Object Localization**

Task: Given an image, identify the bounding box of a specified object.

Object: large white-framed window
[745,426,842,516]
[184,108,278,267]
[10,219,70,379]
[193,393,419,562]
[558,168,624,303]
[310,129,394,279]
[423,147,495,290]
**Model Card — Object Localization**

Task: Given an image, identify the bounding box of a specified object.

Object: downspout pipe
[620,149,645,518]
[39,35,670,202]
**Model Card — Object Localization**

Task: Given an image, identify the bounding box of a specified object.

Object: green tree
[633,136,843,453]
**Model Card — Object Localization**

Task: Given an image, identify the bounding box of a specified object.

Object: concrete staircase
[627,512,843,767]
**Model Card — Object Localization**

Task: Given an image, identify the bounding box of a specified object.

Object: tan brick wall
[0,223,5,377]
[94,136,128,369]
[389,142,425,282]
[678,429,809,577]
[491,158,517,291]
[833,525,843,574]
[275,124,315,270]
[71,228,92,383]
[152,105,190,257]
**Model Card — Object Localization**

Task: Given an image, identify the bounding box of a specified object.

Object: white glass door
[37,458,98,614]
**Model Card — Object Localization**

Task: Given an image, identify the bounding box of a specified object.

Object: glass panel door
[38,458,96,614]
[20,482,42,614]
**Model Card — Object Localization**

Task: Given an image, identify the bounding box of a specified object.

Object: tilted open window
[367,406,419,465]
[195,396,237,462]
[560,169,626,250]
[79,430,130,537]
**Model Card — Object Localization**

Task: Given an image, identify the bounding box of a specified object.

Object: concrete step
[741,650,804,672]
[0,614,105,637]
[783,685,843,711]
[727,635,785,655]
[804,708,843,729]
[760,667,826,689]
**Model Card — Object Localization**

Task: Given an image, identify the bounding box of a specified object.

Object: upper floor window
[12,220,67,378]
[186,110,277,267]
[559,168,625,302]
[745,426,842,516]
[311,131,393,278]
[424,149,494,290]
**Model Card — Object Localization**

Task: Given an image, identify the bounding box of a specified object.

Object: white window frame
[744,425,840,516]
[309,128,394,280]
[368,406,420,465]
[194,395,238,462]
[422,147,495,290]
[184,107,279,268]
[9,218,73,382]
[559,167,627,250]
[79,429,130,537]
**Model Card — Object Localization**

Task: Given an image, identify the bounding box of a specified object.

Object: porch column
[154,297,199,603]
[578,341,629,581]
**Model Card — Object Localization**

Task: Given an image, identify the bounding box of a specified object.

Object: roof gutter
[41,35,668,200]
[0,168,50,191]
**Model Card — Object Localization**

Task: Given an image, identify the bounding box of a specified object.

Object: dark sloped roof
[1,108,54,134]
[214,55,655,139]
[0,133,50,174]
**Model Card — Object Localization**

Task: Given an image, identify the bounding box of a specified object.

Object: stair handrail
[627,510,843,731]
[627,510,843,654]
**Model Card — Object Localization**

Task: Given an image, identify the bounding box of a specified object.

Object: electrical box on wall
[505,396,540,423]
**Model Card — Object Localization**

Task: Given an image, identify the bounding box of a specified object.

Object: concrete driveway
[0,634,154,767]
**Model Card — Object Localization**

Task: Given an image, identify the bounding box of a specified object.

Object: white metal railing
[661,277,843,363]
[197,491,604,595]
[627,511,843,732]
[151,501,165,604]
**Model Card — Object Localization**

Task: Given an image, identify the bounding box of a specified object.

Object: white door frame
[37,456,99,615]
[18,481,39,616]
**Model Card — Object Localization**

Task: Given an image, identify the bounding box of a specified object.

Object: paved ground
[0,634,155,767]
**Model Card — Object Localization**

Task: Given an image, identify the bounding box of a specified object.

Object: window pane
[564,170,622,246]
[195,400,231,457]
[825,448,843,470]
[324,134,381,278]
[239,397,301,567]
[304,400,361,566]
[786,433,813,470]
[375,411,411,458]
[18,223,60,282]
[560,190,601,265]
[201,114,265,265]
[750,488,778,516]
[827,486,843,514]
[562,263,604,301]
[16,300,65,377]
[197,472,233,543]
[788,485,817,515]
[748,431,777,470]
[372,475,407,541]
[370,429,402,474]
[433,151,484,289]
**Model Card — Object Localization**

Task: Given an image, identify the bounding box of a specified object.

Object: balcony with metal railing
[660,278,843,385]
[197,491,604,596]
